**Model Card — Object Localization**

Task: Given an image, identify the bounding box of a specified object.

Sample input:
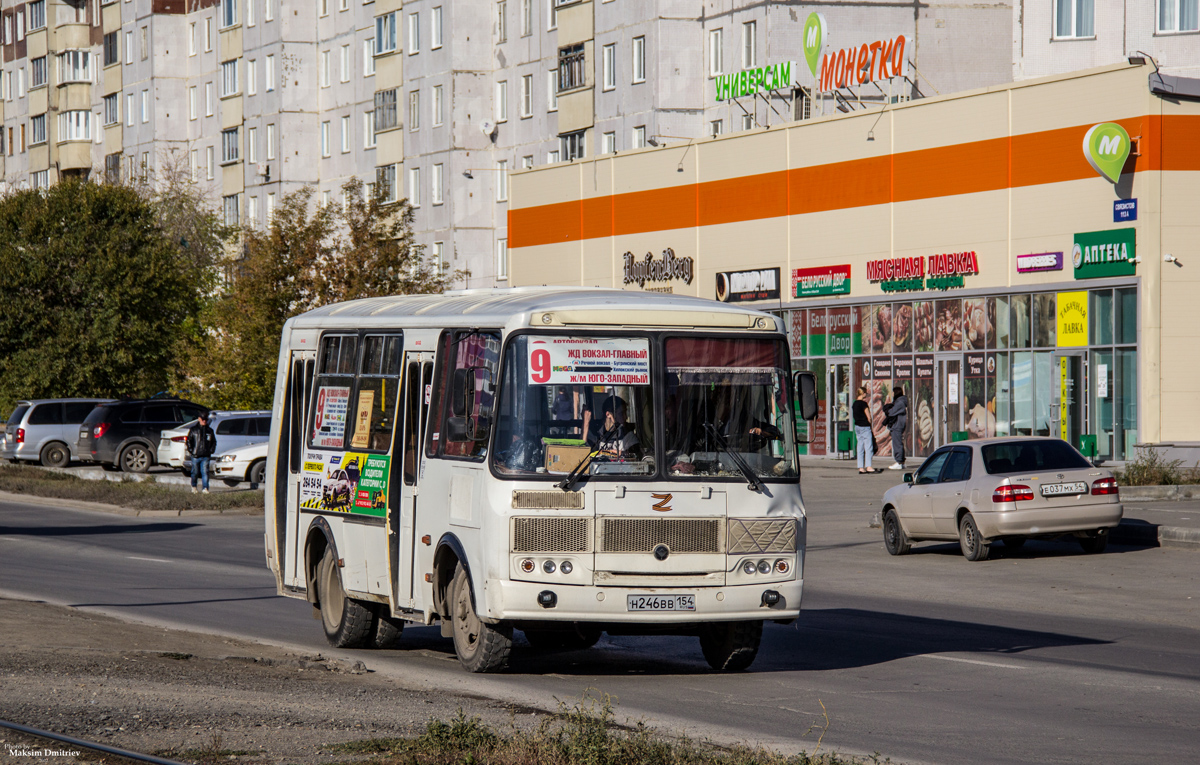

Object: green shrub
[1116,448,1200,486]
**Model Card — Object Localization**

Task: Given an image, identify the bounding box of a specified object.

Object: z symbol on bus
[651,493,673,512]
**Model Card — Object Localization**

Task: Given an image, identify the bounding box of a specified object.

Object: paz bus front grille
[511,517,591,553]
[597,518,723,553]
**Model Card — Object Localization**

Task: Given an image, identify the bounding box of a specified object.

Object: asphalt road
[1,468,1197,765]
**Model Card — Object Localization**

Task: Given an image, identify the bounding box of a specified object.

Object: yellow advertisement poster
[350,390,375,449]
[1056,291,1088,347]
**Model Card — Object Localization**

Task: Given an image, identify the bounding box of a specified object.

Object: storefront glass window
[963,298,989,351]
[892,302,913,353]
[1091,349,1114,461]
[828,307,855,355]
[1117,348,1137,460]
[912,355,935,457]
[807,308,827,356]
[1011,294,1031,348]
[861,304,878,353]
[935,299,962,351]
[805,358,827,456]
[914,301,934,352]
[1033,293,1056,347]
[788,309,806,358]
[1013,351,1032,436]
[995,296,1010,349]
[1116,287,1137,344]
[995,352,1011,437]
[1090,289,1113,346]
[1034,351,1052,435]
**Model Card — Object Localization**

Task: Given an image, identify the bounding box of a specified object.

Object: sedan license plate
[1041,481,1087,497]
[626,594,695,612]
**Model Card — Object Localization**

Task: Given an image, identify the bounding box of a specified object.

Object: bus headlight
[757,559,771,574]
[560,560,573,574]
[542,560,556,573]
[742,560,757,575]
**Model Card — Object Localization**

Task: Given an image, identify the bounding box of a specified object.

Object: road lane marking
[126,556,172,564]
[916,653,1026,669]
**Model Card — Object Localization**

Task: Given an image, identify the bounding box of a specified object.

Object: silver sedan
[880,437,1123,561]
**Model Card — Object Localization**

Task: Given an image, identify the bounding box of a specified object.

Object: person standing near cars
[187,412,217,494]
[886,386,909,470]
[852,387,878,474]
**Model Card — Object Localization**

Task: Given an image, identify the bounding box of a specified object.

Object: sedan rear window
[982,441,1090,474]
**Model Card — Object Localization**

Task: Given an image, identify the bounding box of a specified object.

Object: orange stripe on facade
[509,114,1200,249]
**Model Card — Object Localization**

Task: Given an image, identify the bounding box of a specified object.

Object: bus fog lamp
[543,560,556,573]
[560,560,573,574]
[742,560,757,575]
[757,559,771,574]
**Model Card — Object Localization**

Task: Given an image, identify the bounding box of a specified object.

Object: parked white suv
[157,410,272,472]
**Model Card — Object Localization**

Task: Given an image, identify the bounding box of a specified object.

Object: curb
[0,490,263,518]
[866,512,1199,551]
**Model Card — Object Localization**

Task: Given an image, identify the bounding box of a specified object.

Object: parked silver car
[880,437,1123,561]
[1,399,112,467]
[157,410,272,473]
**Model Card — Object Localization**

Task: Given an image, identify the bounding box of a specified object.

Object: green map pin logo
[1082,122,1131,183]
[803,13,827,78]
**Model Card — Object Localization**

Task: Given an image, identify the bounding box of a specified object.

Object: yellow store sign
[1056,291,1088,347]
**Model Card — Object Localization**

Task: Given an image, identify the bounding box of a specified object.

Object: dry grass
[0,463,263,512]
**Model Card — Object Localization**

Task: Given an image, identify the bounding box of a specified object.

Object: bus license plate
[1041,481,1087,496]
[626,594,695,612]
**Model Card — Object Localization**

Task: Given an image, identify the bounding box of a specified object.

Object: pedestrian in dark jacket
[886,387,908,470]
[187,412,217,493]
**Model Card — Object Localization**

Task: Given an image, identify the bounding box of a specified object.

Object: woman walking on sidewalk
[853,387,878,474]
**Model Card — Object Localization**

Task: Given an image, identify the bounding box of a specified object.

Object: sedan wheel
[1078,531,1109,554]
[958,512,990,562]
[883,509,911,555]
[120,445,152,473]
[248,460,266,487]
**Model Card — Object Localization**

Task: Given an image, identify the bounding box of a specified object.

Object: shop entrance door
[1050,352,1086,450]
[830,363,851,456]
[936,356,963,447]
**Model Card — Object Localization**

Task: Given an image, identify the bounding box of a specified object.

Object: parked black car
[78,399,207,473]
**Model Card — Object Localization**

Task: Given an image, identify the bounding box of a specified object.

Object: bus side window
[425,332,453,458]
[349,334,403,452]
[308,334,358,450]
[403,360,421,485]
[427,330,501,461]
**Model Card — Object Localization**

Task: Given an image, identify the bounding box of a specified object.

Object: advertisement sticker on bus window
[300,452,325,507]
[526,337,651,386]
[350,390,375,449]
[313,386,350,448]
[298,451,389,518]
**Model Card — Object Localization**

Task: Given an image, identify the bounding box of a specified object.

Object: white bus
[264,288,817,672]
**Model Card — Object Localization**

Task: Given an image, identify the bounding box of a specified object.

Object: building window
[321,50,331,87]
[28,0,45,30]
[266,55,275,91]
[497,159,508,200]
[376,13,397,54]
[141,89,150,123]
[560,131,585,160]
[520,74,532,117]
[632,36,645,83]
[402,166,415,205]
[1158,0,1199,31]
[1055,0,1095,38]
[58,110,90,142]
[547,0,557,30]
[602,43,615,90]
[221,127,240,162]
[30,114,46,145]
[602,131,615,153]
[223,194,239,226]
[497,1,507,43]
[248,125,258,163]
[30,56,46,88]
[710,119,723,137]
[408,12,420,53]
[189,86,197,119]
[221,59,239,96]
[433,84,444,125]
[409,89,420,130]
[709,28,723,76]
[220,0,238,29]
[205,18,212,51]
[249,0,256,25]
[432,241,444,269]
[495,80,508,122]
[104,94,119,125]
[267,192,275,220]
[248,59,257,95]
[496,238,508,280]
[741,113,755,131]
[558,44,585,91]
[547,70,558,110]
[375,89,397,129]
[15,9,23,41]
[320,0,329,17]
[364,40,377,75]
[205,82,213,115]
[206,146,214,179]
[742,21,756,69]
[341,44,350,82]
[58,51,92,83]
[795,87,812,121]
[125,30,133,64]
[32,170,48,190]
[266,124,275,159]
[521,0,531,36]
[248,195,258,224]
[341,115,350,152]
[432,6,443,48]
[364,110,377,147]
[189,23,196,56]
[265,0,274,22]
[633,125,646,148]
[321,121,330,157]
[106,153,121,183]
[522,155,533,169]
[126,93,134,126]
[432,162,443,204]
[190,149,198,178]
[103,33,119,67]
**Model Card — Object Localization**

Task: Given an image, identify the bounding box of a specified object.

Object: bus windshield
[663,337,796,479]
[493,334,656,477]
[491,333,796,480]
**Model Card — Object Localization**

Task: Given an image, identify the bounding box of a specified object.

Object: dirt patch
[0,599,540,765]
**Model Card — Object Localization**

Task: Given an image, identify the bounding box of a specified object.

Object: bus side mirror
[794,371,818,421]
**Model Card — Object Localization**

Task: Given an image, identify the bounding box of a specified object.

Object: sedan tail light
[15,427,25,444]
[171,435,187,443]
[993,484,1035,503]
[93,422,109,439]
[1091,477,1120,496]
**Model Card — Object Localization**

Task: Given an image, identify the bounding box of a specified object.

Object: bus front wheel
[449,563,512,672]
[316,547,373,649]
[699,620,763,672]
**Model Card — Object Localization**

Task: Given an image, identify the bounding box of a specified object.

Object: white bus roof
[287,287,783,332]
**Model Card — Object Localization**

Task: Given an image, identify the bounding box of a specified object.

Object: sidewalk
[801,455,1200,551]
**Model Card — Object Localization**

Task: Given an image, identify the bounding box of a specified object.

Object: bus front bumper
[486,578,803,623]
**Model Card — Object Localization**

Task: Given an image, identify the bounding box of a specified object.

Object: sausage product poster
[526,337,650,385]
[313,386,350,448]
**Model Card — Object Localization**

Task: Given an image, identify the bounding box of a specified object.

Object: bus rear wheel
[699,620,763,672]
[316,547,373,648]
[449,563,512,672]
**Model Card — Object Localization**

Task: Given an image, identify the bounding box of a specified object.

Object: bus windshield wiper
[703,422,765,493]
[556,424,616,492]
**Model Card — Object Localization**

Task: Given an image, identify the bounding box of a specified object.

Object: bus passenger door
[281,351,315,588]
[391,352,435,612]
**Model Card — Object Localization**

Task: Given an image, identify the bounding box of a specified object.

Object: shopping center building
[507,62,1200,464]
